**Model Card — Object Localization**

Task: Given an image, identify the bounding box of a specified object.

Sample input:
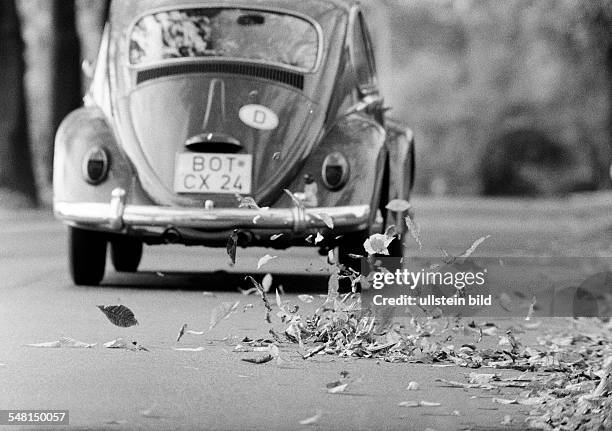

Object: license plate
[174,153,252,194]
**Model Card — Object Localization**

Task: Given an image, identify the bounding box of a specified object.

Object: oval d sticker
[239,105,279,131]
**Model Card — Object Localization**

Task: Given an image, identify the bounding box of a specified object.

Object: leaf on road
[59,337,96,348]
[246,276,273,323]
[270,233,284,241]
[177,324,187,342]
[406,381,420,391]
[299,411,322,425]
[97,305,139,327]
[315,232,324,244]
[103,338,128,349]
[253,215,262,224]
[399,400,441,407]
[385,199,411,213]
[226,229,239,265]
[459,235,491,259]
[298,295,314,303]
[239,287,257,295]
[492,398,518,405]
[241,354,274,364]
[327,382,348,394]
[272,152,281,160]
[209,301,240,331]
[173,347,206,352]
[525,296,537,321]
[186,330,204,335]
[140,405,164,419]
[24,340,61,348]
[25,337,97,348]
[262,273,273,293]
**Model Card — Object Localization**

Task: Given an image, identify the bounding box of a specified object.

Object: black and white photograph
[0,0,611,430]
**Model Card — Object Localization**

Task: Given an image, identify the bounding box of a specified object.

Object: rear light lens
[322,152,349,190]
[82,147,109,184]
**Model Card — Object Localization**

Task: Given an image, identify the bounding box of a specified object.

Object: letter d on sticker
[239,104,279,131]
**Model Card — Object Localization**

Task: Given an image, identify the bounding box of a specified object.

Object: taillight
[82,147,109,184]
[321,152,349,190]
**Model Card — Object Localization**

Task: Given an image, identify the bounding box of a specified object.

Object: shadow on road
[101,270,329,293]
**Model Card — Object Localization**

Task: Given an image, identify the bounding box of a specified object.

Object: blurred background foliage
[0,0,610,206]
[365,0,611,195]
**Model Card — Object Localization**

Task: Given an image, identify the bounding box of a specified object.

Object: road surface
[0,196,611,430]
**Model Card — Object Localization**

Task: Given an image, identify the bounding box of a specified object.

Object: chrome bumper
[54,188,370,233]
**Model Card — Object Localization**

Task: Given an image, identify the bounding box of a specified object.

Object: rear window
[129,8,319,71]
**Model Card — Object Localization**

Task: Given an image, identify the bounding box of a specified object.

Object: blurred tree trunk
[48,0,82,185]
[0,0,37,205]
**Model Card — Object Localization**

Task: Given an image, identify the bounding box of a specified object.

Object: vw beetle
[54,0,415,286]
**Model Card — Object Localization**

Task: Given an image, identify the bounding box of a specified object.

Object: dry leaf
[262,273,273,293]
[298,295,314,303]
[327,383,348,394]
[398,401,420,407]
[24,340,61,348]
[177,324,187,342]
[239,287,257,296]
[140,405,163,418]
[236,196,260,209]
[363,233,395,255]
[272,152,281,160]
[226,229,238,265]
[459,235,491,259]
[313,212,334,229]
[97,305,139,327]
[315,232,324,244]
[173,347,205,352]
[406,381,420,391]
[242,354,274,364]
[404,210,422,248]
[257,254,277,269]
[492,398,518,405]
[253,215,261,224]
[186,329,204,335]
[270,234,283,241]
[284,189,303,208]
[209,301,240,331]
[385,199,411,212]
[103,338,129,349]
[525,296,537,321]
[419,401,442,407]
[299,411,322,425]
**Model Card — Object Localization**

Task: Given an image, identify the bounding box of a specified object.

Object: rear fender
[281,115,386,227]
[53,107,134,204]
[383,118,416,232]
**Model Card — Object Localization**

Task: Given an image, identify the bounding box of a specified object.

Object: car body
[53,0,415,285]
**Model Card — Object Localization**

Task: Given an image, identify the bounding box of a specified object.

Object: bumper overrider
[54,188,371,234]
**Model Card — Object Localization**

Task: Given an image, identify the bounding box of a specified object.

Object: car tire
[69,227,107,286]
[110,236,143,272]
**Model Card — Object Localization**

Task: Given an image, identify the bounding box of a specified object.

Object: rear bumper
[54,188,370,234]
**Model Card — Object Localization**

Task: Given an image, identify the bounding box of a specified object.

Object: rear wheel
[110,236,143,272]
[69,227,107,286]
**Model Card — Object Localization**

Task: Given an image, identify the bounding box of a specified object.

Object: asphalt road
[1,196,611,430]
